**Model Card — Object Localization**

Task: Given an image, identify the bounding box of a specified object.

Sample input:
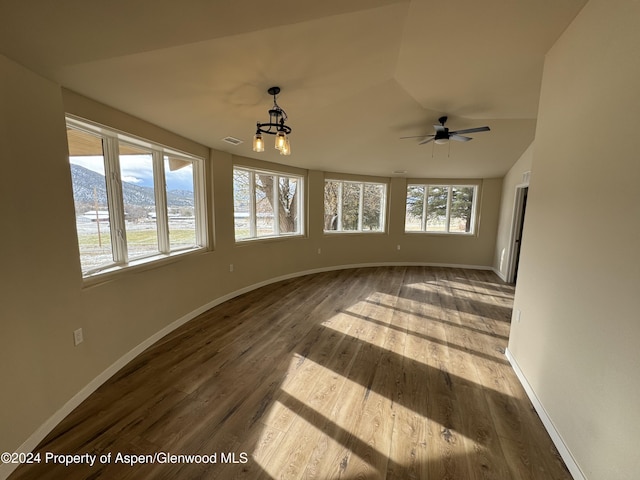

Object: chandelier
[253,86,292,156]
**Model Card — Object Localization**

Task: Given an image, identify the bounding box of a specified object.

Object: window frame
[233,165,305,242]
[66,115,208,279]
[405,182,479,235]
[323,179,387,234]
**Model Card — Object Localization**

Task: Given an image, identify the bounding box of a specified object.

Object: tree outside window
[324,180,386,232]
[405,184,477,234]
[233,167,303,241]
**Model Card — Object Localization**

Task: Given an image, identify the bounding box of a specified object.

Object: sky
[70,155,194,191]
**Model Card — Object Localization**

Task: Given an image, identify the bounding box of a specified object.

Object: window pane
[278,176,299,234]
[324,181,340,230]
[235,168,305,241]
[406,184,476,234]
[255,174,275,237]
[68,117,207,277]
[363,183,384,231]
[233,169,251,240]
[426,185,449,232]
[405,185,424,231]
[164,156,196,249]
[67,127,113,273]
[450,186,474,233]
[342,183,361,231]
[119,142,159,259]
[324,180,386,232]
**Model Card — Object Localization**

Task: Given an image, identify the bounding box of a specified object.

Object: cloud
[119,155,154,186]
[69,156,105,175]
[122,176,143,184]
[70,154,192,191]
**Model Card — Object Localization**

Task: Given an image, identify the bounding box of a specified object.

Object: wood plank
[8,267,572,480]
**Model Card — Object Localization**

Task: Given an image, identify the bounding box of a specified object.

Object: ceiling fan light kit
[253,86,292,156]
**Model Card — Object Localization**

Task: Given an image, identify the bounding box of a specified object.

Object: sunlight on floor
[248,275,517,478]
[322,293,511,382]
[403,281,439,292]
[256,355,390,477]
[254,355,479,479]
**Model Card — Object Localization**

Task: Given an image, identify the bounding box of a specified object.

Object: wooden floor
[9,267,571,480]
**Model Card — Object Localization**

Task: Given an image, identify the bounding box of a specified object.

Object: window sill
[404,230,476,236]
[323,230,386,235]
[81,247,207,288]
[235,234,306,245]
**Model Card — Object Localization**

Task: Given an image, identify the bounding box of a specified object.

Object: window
[233,166,303,241]
[66,116,207,277]
[405,183,478,234]
[324,180,386,232]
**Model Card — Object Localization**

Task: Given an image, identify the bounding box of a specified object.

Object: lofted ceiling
[0,0,587,178]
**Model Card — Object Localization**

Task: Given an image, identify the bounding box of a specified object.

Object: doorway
[507,185,529,284]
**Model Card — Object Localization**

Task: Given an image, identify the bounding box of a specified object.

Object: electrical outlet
[317,248,322,254]
[515,309,522,323]
[229,264,234,272]
[397,244,401,251]
[73,328,84,346]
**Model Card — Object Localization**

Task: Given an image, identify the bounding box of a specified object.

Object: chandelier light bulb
[253,133,264,152]
[275,131,287,151]
[280,137,291,156]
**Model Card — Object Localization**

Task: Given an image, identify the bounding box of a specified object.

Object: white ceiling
[0,0,586,178]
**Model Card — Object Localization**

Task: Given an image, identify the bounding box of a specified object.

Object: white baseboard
[1,262,493,480]
[505,348,586,480]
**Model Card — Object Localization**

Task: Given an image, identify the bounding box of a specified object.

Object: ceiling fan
[401,116,490,145]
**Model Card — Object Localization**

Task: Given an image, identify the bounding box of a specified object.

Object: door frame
[506,183,529,284]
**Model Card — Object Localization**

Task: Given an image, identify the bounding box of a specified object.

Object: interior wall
[507,0,640,478]
[0,53,503,462]
[493,142,533,279]
[0,53,81,457]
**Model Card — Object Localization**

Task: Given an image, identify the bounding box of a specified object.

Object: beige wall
[508,0,640,478]
[0,53,502,460]
[493,142,533,279]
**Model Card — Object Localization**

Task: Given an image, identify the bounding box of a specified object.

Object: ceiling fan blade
[450,134,472,142]
[449,126,490,135]
[418,137,435,145]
